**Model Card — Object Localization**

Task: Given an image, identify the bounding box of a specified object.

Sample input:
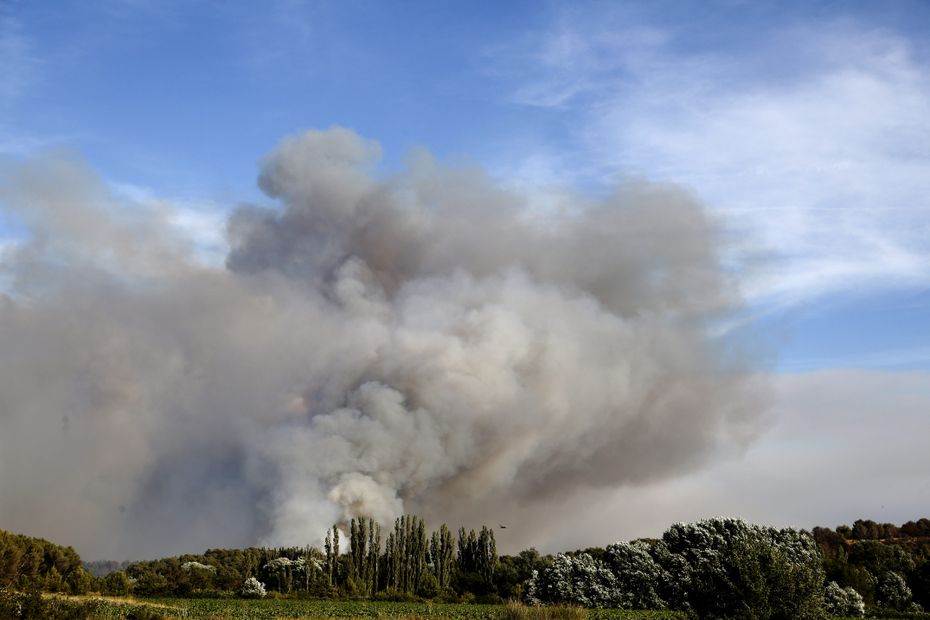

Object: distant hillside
[83,559,132,578]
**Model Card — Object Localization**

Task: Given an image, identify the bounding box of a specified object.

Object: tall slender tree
[430,524,455,590]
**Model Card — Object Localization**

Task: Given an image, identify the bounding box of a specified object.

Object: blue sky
[3,0,928,373]
[2,0,930,546]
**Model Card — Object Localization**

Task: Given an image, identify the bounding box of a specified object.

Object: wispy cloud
[0,5,39,105]
[490,11,930,312]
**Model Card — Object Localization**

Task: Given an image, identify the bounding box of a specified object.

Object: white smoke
[0,129,764,558]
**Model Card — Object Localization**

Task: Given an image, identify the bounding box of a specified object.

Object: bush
[476,593,504,604]
[103,570,132,596]
[239,576,266,598]
[372,588,420,602]
[131,569,169,595]
[65,567,93,595]
[0,586,111,620]
[824,581,865,617]
[417,573,440,599]
[502,601,586,620]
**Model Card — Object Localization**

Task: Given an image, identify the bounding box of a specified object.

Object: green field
[36,597,686,620]
[154,599,685,619]
[25,596,916,620]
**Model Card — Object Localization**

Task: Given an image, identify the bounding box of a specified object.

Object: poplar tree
[429,524,455,590]
[382,515,428,594]
[457,525,498,589]
[324,530,334,586]
[348,517,381,595]
[367,520,381,595]
[325,525,341,587]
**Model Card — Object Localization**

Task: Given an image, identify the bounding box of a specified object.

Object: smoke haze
[0,128,764,559]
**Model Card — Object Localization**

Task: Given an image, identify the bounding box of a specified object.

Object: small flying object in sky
[499,524,507,529]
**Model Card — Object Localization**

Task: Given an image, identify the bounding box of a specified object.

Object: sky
[1,0,930,558]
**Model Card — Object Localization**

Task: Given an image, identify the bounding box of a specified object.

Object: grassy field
[24,595,920,620]
[33,597,686,620]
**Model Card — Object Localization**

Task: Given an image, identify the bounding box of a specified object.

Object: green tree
[103,570,132,596]
[429,524,455,591]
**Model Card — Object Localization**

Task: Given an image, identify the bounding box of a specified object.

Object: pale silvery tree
[527,553,622,608]
[656,518,826,618]
[180,561,215,573]
[877,571,916,611]
[824,581,865,617]
[239,577,266,599]
[603,541,668,609]
[263,557,295,593]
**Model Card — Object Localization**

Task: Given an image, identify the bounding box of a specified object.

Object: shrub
[372,588,420,602]
[65,567,93,595]
[417,572,440,598]
[239,576,266,598]
[475,593,504,604]
[824,581,865,617]
[103,570,132,596]
[502,600,586,620]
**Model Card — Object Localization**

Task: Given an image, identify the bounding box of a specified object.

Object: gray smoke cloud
[0,128,764,559]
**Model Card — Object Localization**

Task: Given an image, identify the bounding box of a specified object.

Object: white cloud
[492,15,930,312]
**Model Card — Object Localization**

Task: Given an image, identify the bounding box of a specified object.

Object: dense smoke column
[0,128,764,558]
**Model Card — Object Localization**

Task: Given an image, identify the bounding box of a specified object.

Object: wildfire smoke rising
[0,128,762,558]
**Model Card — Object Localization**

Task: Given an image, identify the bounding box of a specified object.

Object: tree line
[4,516,930,618]
[813,519,930,612]
[101,516,503,601]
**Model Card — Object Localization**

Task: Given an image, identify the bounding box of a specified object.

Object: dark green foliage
[0,528,84,594]
[911,561,930,610]
[123,546,318,597]
[850,520,902,541]
[326,526,340,587]
[0,586,107,620]
[418,572,440,598]
[902,520,930,539]
[104,570,133,595]
[456,526,498,595]
[66,567,93,596]
[813,518,930,610]
[430,524,456,591]
[495,549,549,601]
[348,517,381,596]
[849,541,915,576]
[383,515,428,595]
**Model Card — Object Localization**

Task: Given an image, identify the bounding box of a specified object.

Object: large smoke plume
[0,129,763,559]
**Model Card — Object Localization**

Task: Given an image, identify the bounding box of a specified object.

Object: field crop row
[37,596,906,620]
[42,597,687,619]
